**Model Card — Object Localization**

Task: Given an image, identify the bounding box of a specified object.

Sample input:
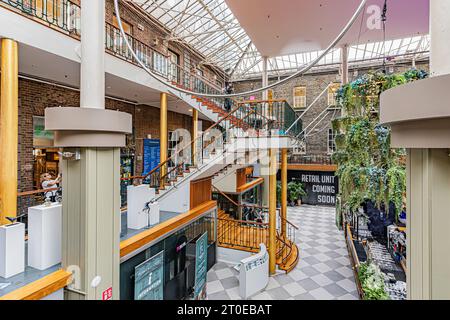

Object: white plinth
[148,202,160,226]
[127,185,157,230]
[28,203,62,270]
[0,223,25,278]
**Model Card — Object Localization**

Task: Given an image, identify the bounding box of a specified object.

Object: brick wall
[233,61,429,157]
[18,78,197,192]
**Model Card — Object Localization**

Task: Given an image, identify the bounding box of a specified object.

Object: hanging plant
[334,69,428,218]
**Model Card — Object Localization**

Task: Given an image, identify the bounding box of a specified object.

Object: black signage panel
[286,170,339,206]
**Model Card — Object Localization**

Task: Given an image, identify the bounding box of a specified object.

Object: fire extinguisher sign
[102,287,113,300]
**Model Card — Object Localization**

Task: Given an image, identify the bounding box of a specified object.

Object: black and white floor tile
[207,205,359,300]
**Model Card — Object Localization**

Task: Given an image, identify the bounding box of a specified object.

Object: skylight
[129,1,430,80]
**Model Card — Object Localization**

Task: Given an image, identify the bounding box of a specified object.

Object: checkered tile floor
[207,205,359,300]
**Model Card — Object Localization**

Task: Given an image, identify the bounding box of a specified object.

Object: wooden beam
[0,269,72,300]
[120,201,217,258]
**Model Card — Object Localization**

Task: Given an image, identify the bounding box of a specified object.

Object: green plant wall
[332,69,428,218]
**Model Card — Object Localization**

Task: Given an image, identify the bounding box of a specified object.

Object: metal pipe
[113,0,368,98]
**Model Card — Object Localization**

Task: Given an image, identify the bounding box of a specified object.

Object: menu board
[143,139,160,175]
[194,232,208,299]
[134,251,164,300]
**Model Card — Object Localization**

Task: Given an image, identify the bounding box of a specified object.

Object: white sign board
[238,244,269,299]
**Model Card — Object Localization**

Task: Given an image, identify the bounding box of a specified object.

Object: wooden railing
[277,216,299,265]
[217,217,269,252]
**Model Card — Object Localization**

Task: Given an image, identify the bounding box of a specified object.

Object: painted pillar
[430,0,450,76]
[280,148,288,236]
[268,149,277,275]
[0,39,18,225]
[192,108,199,166]
[160,92,168,189]
[406,0,450,300]
[62,0,120,300]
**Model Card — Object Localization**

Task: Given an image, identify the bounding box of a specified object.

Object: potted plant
[287,181,306,206]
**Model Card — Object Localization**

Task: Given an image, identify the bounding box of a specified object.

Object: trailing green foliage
[358,262,390,300]
[333,69,427,218]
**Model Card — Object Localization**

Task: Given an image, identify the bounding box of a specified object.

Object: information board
[143,139,160,175]
[134,251,164,300]
[194,232,208,298]
[287,170,339,206]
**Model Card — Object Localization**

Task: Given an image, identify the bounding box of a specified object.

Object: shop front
[120,212,216,300]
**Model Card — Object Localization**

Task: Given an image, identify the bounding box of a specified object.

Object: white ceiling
[226,0,429,57]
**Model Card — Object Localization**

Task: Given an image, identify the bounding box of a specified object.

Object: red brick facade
[18,78,198,192]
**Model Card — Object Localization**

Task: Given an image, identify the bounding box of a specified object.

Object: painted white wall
[213,171,237,193]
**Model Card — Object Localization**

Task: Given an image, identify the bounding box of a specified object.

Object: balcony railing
[1,0,224,96]
[1,0,81,35]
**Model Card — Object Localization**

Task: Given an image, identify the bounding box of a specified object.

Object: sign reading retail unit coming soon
[134,251,164,300]
[287,170,338,206]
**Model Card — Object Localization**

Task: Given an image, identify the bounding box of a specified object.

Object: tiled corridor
[207,205,359,300]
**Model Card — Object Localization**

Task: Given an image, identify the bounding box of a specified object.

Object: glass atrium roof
[132,0,252,72]
[130,1,430,80]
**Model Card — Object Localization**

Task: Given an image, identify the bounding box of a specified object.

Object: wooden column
[281,148,288,236]
[0,39,19,225]
[192,108,198,166]
[268,149,277,275]
[160,92,168,189]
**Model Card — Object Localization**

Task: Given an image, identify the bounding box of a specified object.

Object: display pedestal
[28,203,62,270]
[0,223,25,278]
[127,185,159,230]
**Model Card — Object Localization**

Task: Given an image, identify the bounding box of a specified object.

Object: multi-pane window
[168,50,180,83]
[152,51,168,76]
[328,83,341,107]
[293,86,306,109]
[328,129,337,154]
